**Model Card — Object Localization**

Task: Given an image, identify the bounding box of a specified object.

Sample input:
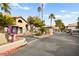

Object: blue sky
[0,3,79,26]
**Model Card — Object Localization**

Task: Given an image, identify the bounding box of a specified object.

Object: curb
[34,35,52,39]
[0,42,27,56]
[0,39,39,56]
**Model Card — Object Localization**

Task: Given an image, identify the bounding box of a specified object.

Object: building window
[18,27,23,33]
[12,26,18,34]
[18,20,22,23]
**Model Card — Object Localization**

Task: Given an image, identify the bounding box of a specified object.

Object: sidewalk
[0,32,38,56]
[0,39,27,56]
[34,34,53,39]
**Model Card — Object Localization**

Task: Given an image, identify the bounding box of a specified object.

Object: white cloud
[63,14,74,18]
[10,3,20,7]
[55,15,63,18]
[10,3,30,10]
[60,10,67,13]
[65,14,71,18]
[71,11,79,14]
[44,14,48,17]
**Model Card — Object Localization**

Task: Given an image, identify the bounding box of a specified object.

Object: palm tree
[37,3,44,20]
[38,7,41,18]
[49,13,55,26]
[41,3,43,20]
[0,3,11,15]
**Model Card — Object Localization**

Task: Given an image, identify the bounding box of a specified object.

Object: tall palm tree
[49,13,55,26]
[0,3,11,15]
[38,7,41,18]
[37,3,44,20]
[41,3,43,20]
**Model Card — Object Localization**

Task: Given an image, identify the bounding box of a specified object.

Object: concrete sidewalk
[0,39,27,56]
[34,34,53,39]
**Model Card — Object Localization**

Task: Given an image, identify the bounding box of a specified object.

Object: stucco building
[66,23,77,30]
[6,16,31,42]
[7,16,30,34]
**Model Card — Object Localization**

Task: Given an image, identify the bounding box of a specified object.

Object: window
[18,20,22,23]
[12,26,18,34]
[18,27,23,33]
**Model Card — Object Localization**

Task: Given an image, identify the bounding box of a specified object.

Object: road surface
[7,32,79,56]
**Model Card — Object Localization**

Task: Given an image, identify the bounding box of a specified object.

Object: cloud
[64,14,72,18]
[55,15,63,18]
[10,3,30,10]
[44,14,48,17]
[60,10,67,13]
[71,11,79,14]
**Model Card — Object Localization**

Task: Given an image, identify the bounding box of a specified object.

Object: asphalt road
[7,32,79,56]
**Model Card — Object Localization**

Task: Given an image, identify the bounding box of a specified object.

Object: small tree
[55,19,65,31]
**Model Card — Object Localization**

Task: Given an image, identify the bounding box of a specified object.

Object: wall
[0,39,26,54]
[0,33,7,45]
[67,26,76,30]
[14,18,27,33]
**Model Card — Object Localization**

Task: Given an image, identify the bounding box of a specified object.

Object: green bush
[39,27,50,34]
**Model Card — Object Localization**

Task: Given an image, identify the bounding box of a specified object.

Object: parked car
[72,29,79,33]
[66,29,71,33]
[71,29,79,37]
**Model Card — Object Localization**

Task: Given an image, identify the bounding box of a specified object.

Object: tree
[0,3,11,14]
[0,12,15,29]
[39,27,49,34]
[38,7,41,18]
[38,3,44,20]
[41,3,44,20]
[0,3,15,32]
[49,13,55,26]
[55,19,65,31]
[27,16,45,28]
[33,16,45,27]
[27,16,45,32]
[27,16,34,25]
[77,17,79,29]
[27,16,35,31]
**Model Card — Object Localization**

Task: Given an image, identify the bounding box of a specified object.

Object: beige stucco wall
[67,26,76,30]
[0,33,7,45]
[14,18,27,33]
[49,29,53,35]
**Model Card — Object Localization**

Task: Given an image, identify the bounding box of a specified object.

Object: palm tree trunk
[39,12,40,18]
[41,3,43,20]
[50,19,52,26]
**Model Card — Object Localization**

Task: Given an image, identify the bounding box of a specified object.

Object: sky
[0,3,79,26]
